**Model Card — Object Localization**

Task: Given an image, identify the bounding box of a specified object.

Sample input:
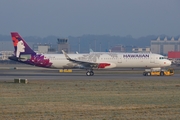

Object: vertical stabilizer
[9,32,52,68]
[11,32,36,57]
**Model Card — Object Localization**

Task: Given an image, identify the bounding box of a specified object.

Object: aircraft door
[118,55,122,63]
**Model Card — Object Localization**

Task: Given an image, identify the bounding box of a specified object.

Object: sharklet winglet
[62,50,71,60]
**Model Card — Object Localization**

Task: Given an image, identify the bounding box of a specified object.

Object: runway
[0,68,179,81]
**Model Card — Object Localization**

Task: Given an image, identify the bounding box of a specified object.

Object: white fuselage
[43,52,171,69]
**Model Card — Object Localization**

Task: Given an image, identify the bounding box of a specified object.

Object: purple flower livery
[10,32,52,68]
[29,54,52,67]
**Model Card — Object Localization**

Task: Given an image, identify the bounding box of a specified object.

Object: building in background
[132,47,151,53]
[110,45,137,52]
[33,43,56,54]
[110,45,125,52]
[151,37,180,55]
[57,38,70,53]
[124,45,137,52]
[0,51,13,60]
[110,45,147,53]
[168,51,180,65]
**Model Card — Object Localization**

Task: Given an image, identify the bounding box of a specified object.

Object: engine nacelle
[98,62,116,69]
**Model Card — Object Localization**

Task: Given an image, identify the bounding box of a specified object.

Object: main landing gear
[86,70,94,76]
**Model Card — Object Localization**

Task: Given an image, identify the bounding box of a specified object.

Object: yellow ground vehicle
[143,68,174,76]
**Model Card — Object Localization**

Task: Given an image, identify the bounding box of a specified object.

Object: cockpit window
[159,57,165,59]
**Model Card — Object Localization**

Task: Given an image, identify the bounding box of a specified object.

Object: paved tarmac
[0,68,179,81]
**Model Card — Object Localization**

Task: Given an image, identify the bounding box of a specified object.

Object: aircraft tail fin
[11,32,36,57]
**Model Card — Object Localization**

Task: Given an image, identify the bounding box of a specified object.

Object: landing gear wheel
[147,72,151,76]
[143,72,146,76]
[86,71,94,76]
[160,71,164,76]
[86,71,91,76]
[90,71,94,76]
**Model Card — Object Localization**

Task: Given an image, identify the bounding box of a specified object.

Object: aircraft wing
[62,50,111,69]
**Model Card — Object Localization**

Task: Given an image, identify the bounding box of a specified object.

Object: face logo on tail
[12,36,25,57]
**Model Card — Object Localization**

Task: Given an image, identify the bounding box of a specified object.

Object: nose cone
[165,60,172,66]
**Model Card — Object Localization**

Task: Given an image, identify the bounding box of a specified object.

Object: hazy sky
[0,0,180,38]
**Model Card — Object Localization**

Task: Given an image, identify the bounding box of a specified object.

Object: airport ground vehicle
[143,68,174,76]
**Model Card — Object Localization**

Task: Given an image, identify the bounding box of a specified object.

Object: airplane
[8,32,172,76]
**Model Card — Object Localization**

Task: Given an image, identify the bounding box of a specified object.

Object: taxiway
[0,68,179,81]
